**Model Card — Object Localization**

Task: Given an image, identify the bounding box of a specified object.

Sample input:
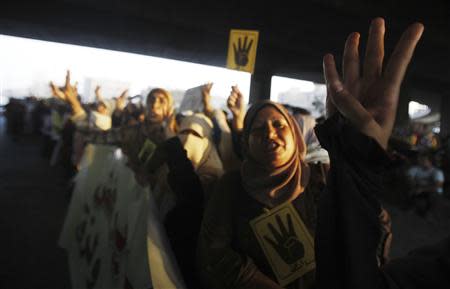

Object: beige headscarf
[241,101,307,208]
[178,113,224,200]
[146,88,177,136]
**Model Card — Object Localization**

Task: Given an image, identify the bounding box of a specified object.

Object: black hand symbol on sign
[264,213,304,265]
[233,36,253,67]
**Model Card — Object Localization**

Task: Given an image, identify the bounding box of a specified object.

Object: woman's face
[146,92,168,122]
[248,106,296,168]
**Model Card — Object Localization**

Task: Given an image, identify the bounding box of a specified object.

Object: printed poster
[226,29,259,73]
[59,144,185,289]
[178,85,204,114]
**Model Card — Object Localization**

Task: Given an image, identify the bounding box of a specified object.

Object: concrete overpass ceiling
[1,0,449,91]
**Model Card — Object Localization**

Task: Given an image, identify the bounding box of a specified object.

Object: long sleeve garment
[163,136,205,289]
[314,114,450,289]
[198,170,318,289]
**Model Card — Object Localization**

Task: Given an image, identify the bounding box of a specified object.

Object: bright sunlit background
[0,34,251,111]
[270,76,326,117]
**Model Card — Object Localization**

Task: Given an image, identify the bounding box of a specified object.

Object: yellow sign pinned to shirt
[250,202,315,287]
[138,138,157,166]
[226,29,259,73]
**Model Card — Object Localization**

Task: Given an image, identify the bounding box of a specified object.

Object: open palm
[323,18,424,149]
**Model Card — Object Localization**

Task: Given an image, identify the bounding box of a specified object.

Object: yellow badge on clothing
[250,202,315,287]
[226,29,259,73]
[138,139,157,166]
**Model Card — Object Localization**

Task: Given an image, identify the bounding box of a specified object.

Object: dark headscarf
[241,101,307,208]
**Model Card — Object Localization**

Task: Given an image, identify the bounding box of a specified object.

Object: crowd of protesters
[2,18,449,289]
[382,118,449,216]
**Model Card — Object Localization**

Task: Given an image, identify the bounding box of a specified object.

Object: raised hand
[95,85,103,102]
[227,85,246,131]
[50,81,66,101]
[59,70,83,115]
[201,82,214,116]
[323,18,424,149]
[64,71,79,99]
[233,36,253,68]
[116,89,129,111]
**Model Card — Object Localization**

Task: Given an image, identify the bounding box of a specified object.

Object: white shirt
[407,165,445,194]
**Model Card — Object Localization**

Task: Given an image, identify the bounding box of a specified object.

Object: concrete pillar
[249,70,272,104]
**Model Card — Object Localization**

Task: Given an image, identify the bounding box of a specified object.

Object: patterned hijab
[241,101,307,208]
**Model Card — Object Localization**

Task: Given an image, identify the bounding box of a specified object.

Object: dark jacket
[198,170,318,289]
[314,114,450,289]
[162,136,205,289]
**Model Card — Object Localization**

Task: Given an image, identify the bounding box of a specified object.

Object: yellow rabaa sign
[226,29,259,73]
[250,202,315,287]
[138,139,157,166]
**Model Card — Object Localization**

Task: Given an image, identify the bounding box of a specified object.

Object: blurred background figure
[407,152,445,216]
[4,98,26,141]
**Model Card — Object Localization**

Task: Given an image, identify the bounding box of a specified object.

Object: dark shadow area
[0,115,71,289]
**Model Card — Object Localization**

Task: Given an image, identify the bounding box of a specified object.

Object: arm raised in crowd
[315,17,425,289]
[50,81,66,101]
[227,85,246,133]
[116,89,128,111]
[323,18,423,149]
[95,85,103,103]
[202,82,215,118]
[51,70,85,118]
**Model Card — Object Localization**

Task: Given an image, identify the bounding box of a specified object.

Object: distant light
[408,101,431,119]
[114,148,123,160]
[270,76,326,117]
[432,126,440,134]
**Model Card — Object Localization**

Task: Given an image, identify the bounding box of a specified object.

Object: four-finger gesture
[264,214,305,265]
[323,18,424,149]
[233,36,253,68]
